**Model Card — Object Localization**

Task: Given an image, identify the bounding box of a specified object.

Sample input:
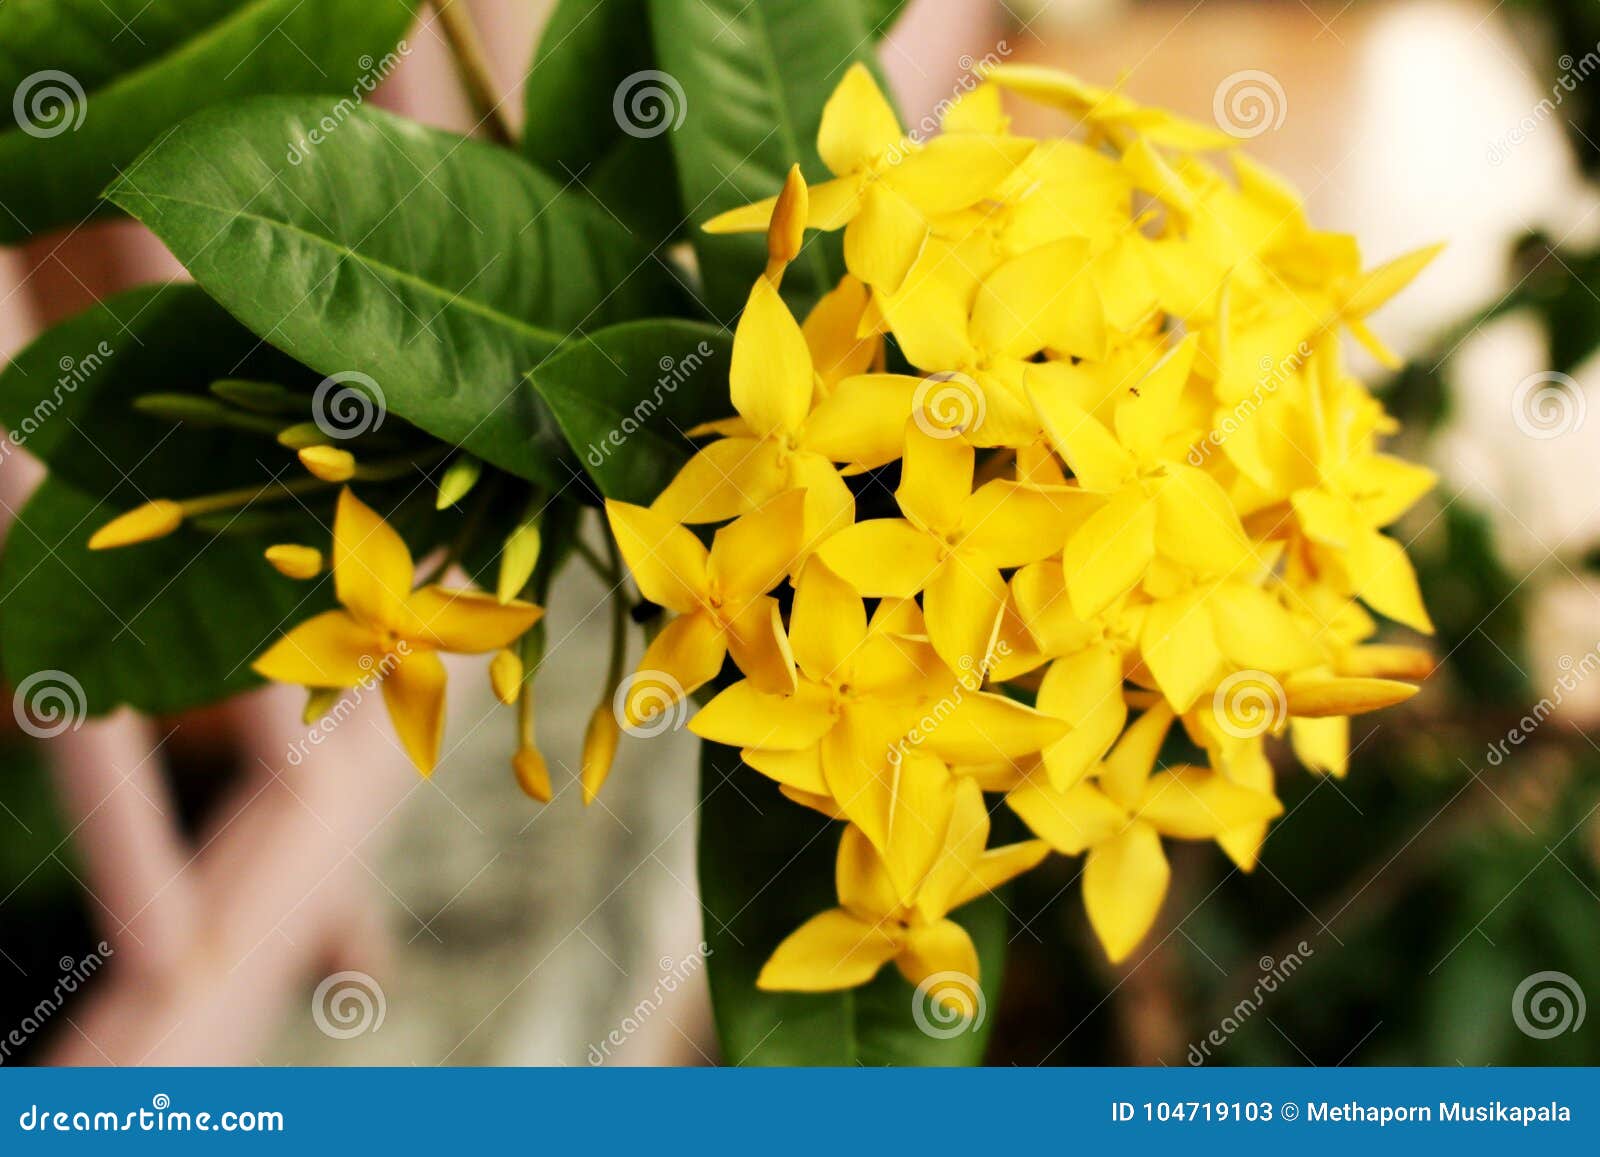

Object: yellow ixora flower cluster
[607,61,1440,991]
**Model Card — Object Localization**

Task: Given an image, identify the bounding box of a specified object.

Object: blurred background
[1,0,1597,1066]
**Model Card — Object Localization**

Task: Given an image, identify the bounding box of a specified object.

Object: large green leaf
[527,320,731,505]
[521,0,683,241]
[648,0,884,317]
[698,742,1008,1066]
[0,284,311,505]
[0,0,419,243]
[0,476,318,716]
[108,98,682,491]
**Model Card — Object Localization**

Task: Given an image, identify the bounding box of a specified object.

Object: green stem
[432,0,514,146]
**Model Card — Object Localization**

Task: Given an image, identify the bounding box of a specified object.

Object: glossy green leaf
[648,0,885,316]
[0,0,419,243]
[527,320,731,504]
[0,476,319,716]
[0,284,310,505]
[698,742,1008,1066]
[108,98,683,490]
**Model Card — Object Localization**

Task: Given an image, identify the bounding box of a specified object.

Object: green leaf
[108,98,683,491]
[648,0,884,316]
[0,476,319,716]
[0,284,310,504]
[527,320,731,504]
[698,742,1007,1066]
[0,0,419,243]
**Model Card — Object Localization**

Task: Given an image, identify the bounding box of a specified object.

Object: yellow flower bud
[496,521,542,604]
[579,703,621,806]
[276,422,330,450]
[298,444,355,482]
[264,543,323,580]
[766,164,808,279]
[513,744,553,804]
[87,500,184,550]
[436,454,483,509]
[302,687,340,725]
[490,648,523,705]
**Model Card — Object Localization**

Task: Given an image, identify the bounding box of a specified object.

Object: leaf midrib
[108,188,565,346]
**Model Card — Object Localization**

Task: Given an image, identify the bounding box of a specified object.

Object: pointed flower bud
[264,543,324,580]
[497,520,542,604]
[436,454,483,509]
[490,648,523,705]
[298,445,356,482]
[88,500,184,550]
[513,744,553,803]
[580,703,621,806]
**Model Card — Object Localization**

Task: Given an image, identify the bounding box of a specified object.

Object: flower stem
[432,0,514,146]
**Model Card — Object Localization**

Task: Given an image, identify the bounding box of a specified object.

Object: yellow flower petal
[756,908,901,993]
[817,519,943,599]
[606,499,709,614]
[402,587,542,653]
[688,679,836,751]
[835,822,902,922]
[707,490,806,599]
[1137,766,1283,839]
[1083,819,1169,964]
[789,558,868,685]
[802,374,918,468]
[803,276,880,387]
[88,500,183,550]
[1008,778,1125,856]
[1036,645,1128,790]
[650,437,789,525]
[332,488,415,631]
[923,556,1007,676]
[731,275,814,437]
[1028,381,1136,493]
[894,918,980,996]
[1064,488,1156,619]
[628,611,727,724]
[1139,590,1223,713]
[817,62,903,175]
[1098,701,1175,811]
[843,182,927,293]
[252,609,384,688]
[896,425,973,533]
[722,595,798,694]
[1347,528,1434,634]
[381,646,448,776]
[1283,674,1419,718]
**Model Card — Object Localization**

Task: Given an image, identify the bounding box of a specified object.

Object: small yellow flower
[252,489,542,774]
